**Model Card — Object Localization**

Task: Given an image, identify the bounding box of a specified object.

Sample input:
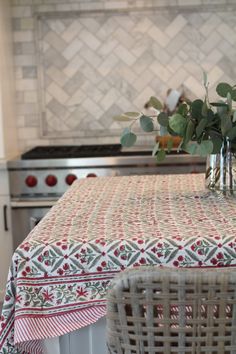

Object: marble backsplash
[11,0,236,151]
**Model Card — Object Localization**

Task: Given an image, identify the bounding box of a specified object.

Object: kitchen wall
[11,0,236,152]
[0,0,18,159]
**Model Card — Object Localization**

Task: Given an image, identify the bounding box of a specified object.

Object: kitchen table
[1,174,236,354]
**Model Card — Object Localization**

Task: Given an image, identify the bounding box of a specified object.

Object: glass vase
[205,138,236,193]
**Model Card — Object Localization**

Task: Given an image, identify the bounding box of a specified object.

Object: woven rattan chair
[106,266,236,354]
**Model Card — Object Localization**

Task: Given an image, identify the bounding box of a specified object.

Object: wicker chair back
[106,266,236,354]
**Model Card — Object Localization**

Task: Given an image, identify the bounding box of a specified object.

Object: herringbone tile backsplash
[12,0,236,150]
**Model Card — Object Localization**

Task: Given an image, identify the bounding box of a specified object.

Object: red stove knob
[86,173,97,178]
[25,175,37,187]
[65,174,77,185]
[45,174,57,187]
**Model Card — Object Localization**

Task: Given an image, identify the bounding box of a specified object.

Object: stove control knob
[86,173,97,178]
[45,174,57,187]
[65,174,77,185]
[25,175,37,187]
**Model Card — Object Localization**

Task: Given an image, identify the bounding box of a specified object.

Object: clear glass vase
[205,138,236,193]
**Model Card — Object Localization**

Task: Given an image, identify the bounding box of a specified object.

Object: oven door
[10,200,56,250]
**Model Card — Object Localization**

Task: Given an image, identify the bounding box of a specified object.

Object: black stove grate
[20,145,186,160]
[21,144,123,159]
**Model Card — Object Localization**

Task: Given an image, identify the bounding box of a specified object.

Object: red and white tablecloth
[1,174,236,353]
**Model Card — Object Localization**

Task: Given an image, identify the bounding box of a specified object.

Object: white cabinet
[0,164,12,302]
[43,317,107,354]
[0,0,19,302]
[0,0,18,159]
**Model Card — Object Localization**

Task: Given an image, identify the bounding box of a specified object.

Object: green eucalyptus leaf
[221,114,232,136]
[157,112,169,127]
[120,128,137,147]
[191,99,204,120]
[177,103,188,116]
[227,92,232,111]
[206,109,215,123]
[231,89,236,101]
[184,142,198,155]
[196,119,207,138]
[233,111,236,122]
[216,82,232,98]
[167,124,178,136]
[184,120,195,144]
[227,127,236,140]
[149,96,163,110]
[169,113,187,136]
[124,112,140,118]
[152,142,160,156]
[197,140,213,156]
[167,138,173,153]
[140,115,154,132]
[113,114,137,122]
[156,149,166,162]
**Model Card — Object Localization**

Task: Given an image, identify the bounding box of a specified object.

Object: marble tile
[13,30,33,42]
[15,79,37,91]
[14,54,35,66]
[24,91,38,103]
[165,14,187,38]
[12,5,32,17]
[10,0,236,150]
[20,18,34,30]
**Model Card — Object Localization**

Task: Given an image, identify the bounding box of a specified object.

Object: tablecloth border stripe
[15,305,106,353]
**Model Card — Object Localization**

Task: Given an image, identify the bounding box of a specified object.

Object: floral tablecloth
[1,174,236,354]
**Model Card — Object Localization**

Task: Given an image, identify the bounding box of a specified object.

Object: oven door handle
[3,205,8,231]
[10,200,57,208]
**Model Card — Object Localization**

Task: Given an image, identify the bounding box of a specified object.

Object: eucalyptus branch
[119,77,236,158]
[203,71,210,107]
[140,111,158,118]
[129,116,140,129]
[205,83,210,107]
[144,114,158,118]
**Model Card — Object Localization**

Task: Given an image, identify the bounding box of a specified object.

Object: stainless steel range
[7,144,206,249]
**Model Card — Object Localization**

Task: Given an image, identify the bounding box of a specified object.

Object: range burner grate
[21,144,123,159]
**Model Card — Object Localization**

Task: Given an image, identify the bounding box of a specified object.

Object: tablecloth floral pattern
[1,174,236,353]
